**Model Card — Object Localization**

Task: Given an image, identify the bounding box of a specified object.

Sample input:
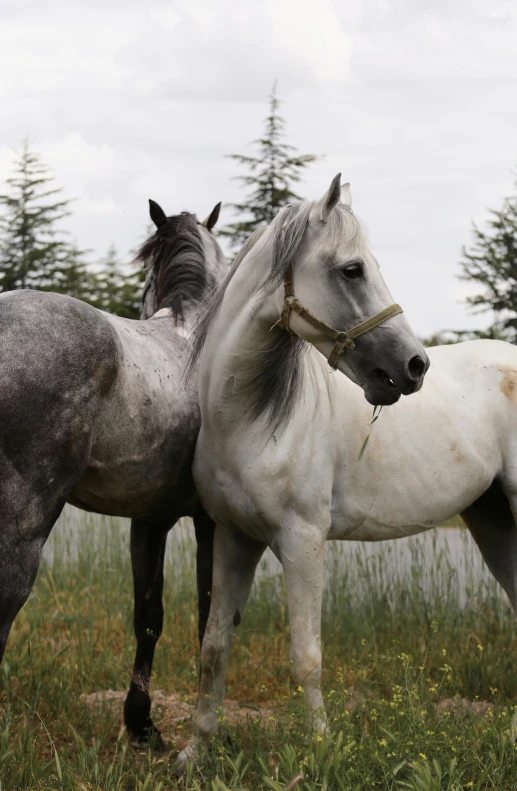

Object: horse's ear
[341,182,352,209]
[201,201,222,231]
[149,199,167,229]
[317,173,342,222]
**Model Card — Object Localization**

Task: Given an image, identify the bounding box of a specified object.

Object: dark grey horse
[0,198,226,746]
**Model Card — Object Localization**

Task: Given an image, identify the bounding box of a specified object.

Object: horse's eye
[342,263,363,279]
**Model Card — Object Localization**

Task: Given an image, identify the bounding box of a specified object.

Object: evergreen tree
[460,178,517,341]
[95,244,143,319]
[221,83,321,249]
[0,140,95,300]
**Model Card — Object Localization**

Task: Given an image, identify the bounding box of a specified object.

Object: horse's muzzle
[364,351,429,406]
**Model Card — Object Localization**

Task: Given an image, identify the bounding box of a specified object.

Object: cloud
[0,0,515,335]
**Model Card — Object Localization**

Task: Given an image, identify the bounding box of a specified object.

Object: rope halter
[277,263,403,370]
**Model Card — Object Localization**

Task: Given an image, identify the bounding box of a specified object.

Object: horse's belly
[330,446,496,541]
[69,436,198,520]
[68,470,189,519]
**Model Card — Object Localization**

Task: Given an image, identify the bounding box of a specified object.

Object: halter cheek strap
[277,264,403,370]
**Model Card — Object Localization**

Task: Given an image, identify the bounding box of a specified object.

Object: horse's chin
[363,379,402,406]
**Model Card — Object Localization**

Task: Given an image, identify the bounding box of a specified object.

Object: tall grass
[1,507,516,789]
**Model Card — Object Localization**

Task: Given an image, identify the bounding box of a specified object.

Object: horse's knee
[290,643,322,687]
[200,635,223,674]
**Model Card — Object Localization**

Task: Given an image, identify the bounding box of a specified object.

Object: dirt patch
[436,697,495,717]
[80,689,275,734]
[81,688,495,739]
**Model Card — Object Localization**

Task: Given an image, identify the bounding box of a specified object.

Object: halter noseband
[277,263,403,370]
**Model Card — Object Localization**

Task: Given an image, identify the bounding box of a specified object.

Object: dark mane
[188,201,359,432]
[136,213,213,322]
[240,331,309,432]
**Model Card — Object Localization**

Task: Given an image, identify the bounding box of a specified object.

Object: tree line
[1,88,516,341]
[0,140,144,318]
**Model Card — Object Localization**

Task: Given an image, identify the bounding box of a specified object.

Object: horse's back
[426,339,517,424]
[428,338,517,375]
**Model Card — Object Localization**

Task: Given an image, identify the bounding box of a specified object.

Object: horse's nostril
[408,354,426,381]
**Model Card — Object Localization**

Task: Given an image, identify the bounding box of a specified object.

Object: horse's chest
[194,429,332,542]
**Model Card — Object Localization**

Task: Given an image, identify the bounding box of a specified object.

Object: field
[1,508,517,790]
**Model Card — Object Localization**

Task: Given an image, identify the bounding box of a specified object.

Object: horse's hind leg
[124,518,170,747]
[193,506,215,647]
[462,479,517,611]
[463,478,517,733]
[0,482,74,661]
[0,523,58,661]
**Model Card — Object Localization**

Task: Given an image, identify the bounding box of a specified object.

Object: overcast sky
[1,0,516,336]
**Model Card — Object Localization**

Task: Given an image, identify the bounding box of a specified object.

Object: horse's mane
[136,213,214,323]
[188,201,360,431]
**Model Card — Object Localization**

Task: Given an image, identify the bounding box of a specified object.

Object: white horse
[177,174,517,768]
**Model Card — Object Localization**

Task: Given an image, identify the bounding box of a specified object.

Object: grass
[1,507,517,789]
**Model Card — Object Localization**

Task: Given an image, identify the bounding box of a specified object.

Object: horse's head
[139,199,227,322]
[276,174,429,405]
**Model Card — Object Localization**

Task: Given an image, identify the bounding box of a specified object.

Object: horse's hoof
[173,741,202,777]
[128,729,169,753]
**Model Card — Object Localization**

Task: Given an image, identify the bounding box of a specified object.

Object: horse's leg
[0,420,93,660]
[124,519,170,747]
[175,524,266,772]
[193,506,215,646]
[0,498,65,661]
[275,527,327,733]
[462,479,517,611]
[462,478,517,732]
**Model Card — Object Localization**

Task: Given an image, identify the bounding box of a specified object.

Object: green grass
[1,508,517,790]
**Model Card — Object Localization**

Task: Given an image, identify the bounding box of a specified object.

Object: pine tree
[0,139,94,300]
[221,83,321,249]
[460,179,517,341]
[95,244,143,319]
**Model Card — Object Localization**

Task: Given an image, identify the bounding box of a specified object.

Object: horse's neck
[199,248,333,437]
[199,251,284,423]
